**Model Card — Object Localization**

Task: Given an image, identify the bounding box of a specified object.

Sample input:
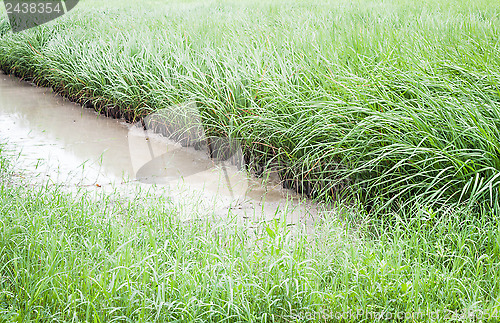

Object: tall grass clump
[0,0,499,210]
[1,148,500,321]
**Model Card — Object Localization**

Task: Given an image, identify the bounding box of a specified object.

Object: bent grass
[0,0,499,209]
[0,0,500,321]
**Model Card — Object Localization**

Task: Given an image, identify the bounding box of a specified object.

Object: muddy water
[0,74,323,225]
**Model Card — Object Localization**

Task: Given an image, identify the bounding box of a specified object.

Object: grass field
[1,0,500,321]
[0,0,499,210]
[1,147,500,322]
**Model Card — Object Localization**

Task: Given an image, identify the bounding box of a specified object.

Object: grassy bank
[0,148,500,322]
[0,0,499,210]
[1,1,500,320]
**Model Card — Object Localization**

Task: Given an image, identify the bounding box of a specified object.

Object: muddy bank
[0,66,334,200]
[0,73,326,226]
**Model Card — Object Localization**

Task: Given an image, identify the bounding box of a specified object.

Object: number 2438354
[5,2,62,14]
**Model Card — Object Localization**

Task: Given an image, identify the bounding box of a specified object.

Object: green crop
[1,0,499,211]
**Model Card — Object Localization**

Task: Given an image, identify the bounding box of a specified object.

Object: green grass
[1,1,500,321]
[0,0,499,210]
[0,149,500,322]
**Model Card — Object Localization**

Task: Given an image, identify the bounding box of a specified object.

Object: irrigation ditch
[0,66,342,205]
[1,4,499,214]
[0,71,324,227]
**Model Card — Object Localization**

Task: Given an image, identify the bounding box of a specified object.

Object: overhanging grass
[0,0,499,209]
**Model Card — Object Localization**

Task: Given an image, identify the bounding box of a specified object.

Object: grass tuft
[0,0,499,210]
